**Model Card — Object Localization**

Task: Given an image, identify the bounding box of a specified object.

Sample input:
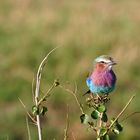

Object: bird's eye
[100,61,105,63]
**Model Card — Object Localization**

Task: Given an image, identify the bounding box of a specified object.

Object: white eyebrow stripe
[95,58,111,63]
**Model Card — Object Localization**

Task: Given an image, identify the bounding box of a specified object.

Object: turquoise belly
[86,78,115,94]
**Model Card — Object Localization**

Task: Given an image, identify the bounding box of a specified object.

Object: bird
[86,55,117,95]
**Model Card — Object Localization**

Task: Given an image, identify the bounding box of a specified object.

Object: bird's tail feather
[83,90,91,96]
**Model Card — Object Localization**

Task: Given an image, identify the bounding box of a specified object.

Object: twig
[64,105,69,140]
[108,94,135,131]
[71,132,76,140]
[120,111,140,122]
[96,94,103,140]
[74,82,78,94]
[35,47,59,140]
[32,77,35,103]
[59,84,84,114]
[97,112,103,140]
[37,81,56,106]
[18,98,36,124]
[26,116,31,140]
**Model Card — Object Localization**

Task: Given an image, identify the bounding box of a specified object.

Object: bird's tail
[83,90,91,96]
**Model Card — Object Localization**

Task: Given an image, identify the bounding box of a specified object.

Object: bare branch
[120,111,140,122]
[18,98,36,124]
[34,47,59,140]
[26,116,32,140]
[71,132,76,140]
[64,105,69,140]
[37,81,56,106]
[74,82,78,94]
[32,77,35,103]
[59,84,84,114]
[35,47,59,99]
[108,94,135,131]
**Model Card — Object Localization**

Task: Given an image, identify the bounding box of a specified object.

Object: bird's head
[94,55,117,71]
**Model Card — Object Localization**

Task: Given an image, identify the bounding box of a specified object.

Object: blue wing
[86,77,92,88]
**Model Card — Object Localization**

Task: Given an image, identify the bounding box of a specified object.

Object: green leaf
[80,114,89,124]
[100,127,107,136]
[40,106,48,116]
[101,112,108,122]
[112,128,120,135]
[116,123,123,132]
[97,104,106,113]
[103,134,110,140]
[32,105,39,115]
[91,110,99,119]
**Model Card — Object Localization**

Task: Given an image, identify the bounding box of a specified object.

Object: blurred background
[0,0,140,140]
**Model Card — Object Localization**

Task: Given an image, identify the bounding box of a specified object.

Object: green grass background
[0,0,140,139]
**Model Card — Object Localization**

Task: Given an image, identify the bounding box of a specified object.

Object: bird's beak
[112,61,117,65]
[109,61,117,66]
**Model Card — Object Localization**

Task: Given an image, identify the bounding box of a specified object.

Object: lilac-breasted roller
[86,55,117,94]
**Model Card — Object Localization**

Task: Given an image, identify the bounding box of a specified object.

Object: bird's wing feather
[86,77,92,88]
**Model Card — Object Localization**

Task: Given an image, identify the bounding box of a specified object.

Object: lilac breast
[91,70,116,87]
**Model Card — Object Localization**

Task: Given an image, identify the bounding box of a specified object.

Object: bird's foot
[100,94,110,104]
[93,94,110,104]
